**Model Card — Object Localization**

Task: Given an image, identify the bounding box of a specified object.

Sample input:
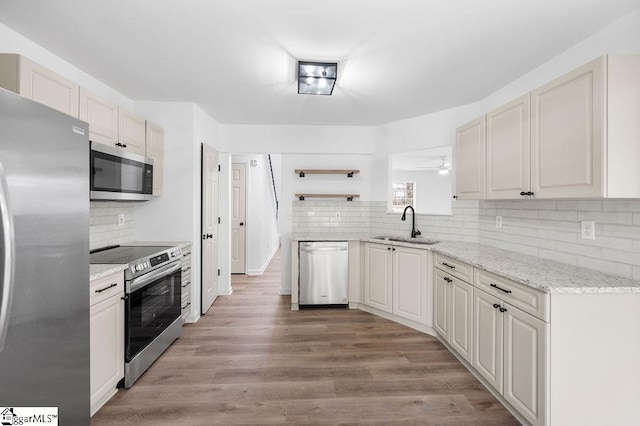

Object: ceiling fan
[416,156,452,174]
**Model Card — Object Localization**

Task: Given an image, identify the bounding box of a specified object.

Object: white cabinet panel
[145,121,164,196]
[80,88,118,146]
[456,116,485,199]
[118,107,146,156]
[531,57,604,199]
[449,278,473,364]
[433,269,449,338]
[504,305,547,426]
[393,246,428,324]
[486,94,530,199]
[364,243,393,313]
[473,288,503,393]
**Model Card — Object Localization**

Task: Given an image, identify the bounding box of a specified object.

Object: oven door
[90,141,153,201]
[125,262,181,362]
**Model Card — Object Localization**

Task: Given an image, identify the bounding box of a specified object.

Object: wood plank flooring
[91,251,518,425]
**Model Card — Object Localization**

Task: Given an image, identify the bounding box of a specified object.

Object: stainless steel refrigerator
[0,88,90,424]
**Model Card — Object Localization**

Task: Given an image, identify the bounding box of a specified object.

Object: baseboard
[218,287,233,296]
[247,244,279,275]
[357,304,436,336]
[185,312,200,324]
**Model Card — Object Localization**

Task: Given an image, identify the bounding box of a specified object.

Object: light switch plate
[495,216,502,229]
[581,220,595,240]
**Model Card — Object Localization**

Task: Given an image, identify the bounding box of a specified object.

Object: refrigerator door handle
[0,160,15,352]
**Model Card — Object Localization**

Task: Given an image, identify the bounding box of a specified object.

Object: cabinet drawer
[475,269,549,322]
[90,272,124,306]
[434,253,473,283]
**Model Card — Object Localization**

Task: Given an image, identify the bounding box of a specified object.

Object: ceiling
[0,0,638,126]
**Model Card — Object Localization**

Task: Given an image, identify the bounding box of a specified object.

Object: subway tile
[538,210,578,221]
[601,248,640,266]
[576,257,633,278]
[537,229,577,243]
[537,249,579,266]
[577,211,632,226]
[507,209,539,219]
[555,241,602,258]
[603,200,640,212]
[526,200,557,210]
[556,200,602,211]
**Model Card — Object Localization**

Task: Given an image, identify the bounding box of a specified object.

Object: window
[392,182,415,212]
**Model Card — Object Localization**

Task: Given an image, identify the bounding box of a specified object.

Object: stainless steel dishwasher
[299,241,349,307]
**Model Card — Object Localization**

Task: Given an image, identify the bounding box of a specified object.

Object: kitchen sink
[372,236,440,245]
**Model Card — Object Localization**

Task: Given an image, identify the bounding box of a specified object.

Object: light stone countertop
[291,234,640,294]
[90,264,127,282]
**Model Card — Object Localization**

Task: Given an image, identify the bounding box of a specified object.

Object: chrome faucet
[401,205,422,238]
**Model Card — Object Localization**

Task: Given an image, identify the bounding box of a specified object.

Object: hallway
[92,250,517,425]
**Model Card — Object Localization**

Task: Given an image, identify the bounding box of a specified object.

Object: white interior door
[201,144,219,314]
[231,163,246,274]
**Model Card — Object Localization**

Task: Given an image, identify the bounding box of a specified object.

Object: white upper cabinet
[145,121,164,196]
[455,117,486,199]
[79,88,118,146]
[531,57,605,198]
[0,54,79,117]
[118,107,146,156]
[457,55,640,200]
[486,94,530,199]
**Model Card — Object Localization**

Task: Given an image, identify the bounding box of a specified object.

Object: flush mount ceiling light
[298,61,337,95]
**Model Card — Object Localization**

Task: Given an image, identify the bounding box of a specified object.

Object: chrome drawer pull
[95,283,118,293]
[490,283,512,294]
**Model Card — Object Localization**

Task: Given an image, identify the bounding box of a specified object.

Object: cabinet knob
[387,247,391,251]
[392,248,396,251]
[493,303,500,309]
[452,195,458,199]
[499,307,507,313]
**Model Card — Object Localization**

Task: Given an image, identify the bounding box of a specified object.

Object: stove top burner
[90,244,182,280]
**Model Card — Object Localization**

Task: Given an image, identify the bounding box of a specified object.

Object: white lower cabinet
[364,243,430,325]
[474,288,547,426]
[433,268,473,363]
[90,272,124,417]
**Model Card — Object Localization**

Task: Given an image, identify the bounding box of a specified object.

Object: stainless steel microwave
[90,141,153,201]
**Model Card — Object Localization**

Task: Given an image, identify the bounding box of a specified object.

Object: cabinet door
[486,94,530,199]
[531,57,605,198]
[433,269,450,340]
[364,244,393,313]
[392,246,427,324]
[118,108,146,156]
[79,88,118,146]
[146,121,164,196]
[449,278,473,363]
[19,57,79,117]
[456,116,485,199]
[503,304,548,426]
[473,288,503,393]
[90,295,124,416]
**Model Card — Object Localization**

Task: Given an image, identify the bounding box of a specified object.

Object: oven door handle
[127,261,182,293]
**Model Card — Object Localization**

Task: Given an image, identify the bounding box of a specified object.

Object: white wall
[0,23,133,108]
[232,154,280,275]
[479,7,640,112]
[134,102,220,322]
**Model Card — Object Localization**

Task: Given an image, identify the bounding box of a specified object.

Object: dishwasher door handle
[301,247,348,252]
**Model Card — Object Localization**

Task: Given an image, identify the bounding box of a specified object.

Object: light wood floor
[92,250,518,425]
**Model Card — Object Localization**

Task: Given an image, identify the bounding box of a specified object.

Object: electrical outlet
[335,211,341,220]
[118,214,125,227]
[581,220,595,240]
[495,216,502,229]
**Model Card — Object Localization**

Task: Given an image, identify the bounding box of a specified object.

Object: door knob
[240,222,244,226]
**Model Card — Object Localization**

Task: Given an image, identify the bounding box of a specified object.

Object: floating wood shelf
[295,169,360,178]
[295,193,360,201]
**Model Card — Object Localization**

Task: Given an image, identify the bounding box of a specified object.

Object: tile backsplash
[292,199,640,280]
[89,202,135,250]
